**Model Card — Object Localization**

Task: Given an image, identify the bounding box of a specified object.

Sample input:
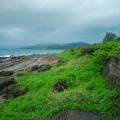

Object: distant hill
[22,42,90,49]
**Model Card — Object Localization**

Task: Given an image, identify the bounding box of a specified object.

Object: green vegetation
[0,41,120,120]
[103,32,118,42]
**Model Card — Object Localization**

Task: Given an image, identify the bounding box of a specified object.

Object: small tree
[103,32,117,42]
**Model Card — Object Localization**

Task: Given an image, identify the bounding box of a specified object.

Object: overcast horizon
[0,0,120,47]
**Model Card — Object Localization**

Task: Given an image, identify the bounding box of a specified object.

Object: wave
[0,53,49,58]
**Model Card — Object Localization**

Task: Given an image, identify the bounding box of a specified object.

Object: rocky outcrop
[33,110,107,120]
[0,71,13,76]
[30,65,39,71]
[50,110,107,120]
[0,77,15,93]
[0,77,27,100]
[1,85,27,99]
[37,65,52,72]
[30,65,52,72]
[102,57,120,92]
[102,57,120,118]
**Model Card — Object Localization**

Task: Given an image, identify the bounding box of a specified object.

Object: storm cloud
[0,0,120,47]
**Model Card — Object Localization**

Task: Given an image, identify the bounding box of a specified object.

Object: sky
[0,0,120,47]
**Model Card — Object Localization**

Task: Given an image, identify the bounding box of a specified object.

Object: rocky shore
[0,54,65,104]
[0,54,65,72]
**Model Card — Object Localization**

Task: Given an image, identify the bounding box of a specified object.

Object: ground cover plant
[0,41,120,120]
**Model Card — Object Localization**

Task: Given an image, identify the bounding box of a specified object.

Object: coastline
[0,53,49,58]
[0,53,64,73]
[0,48,64,58]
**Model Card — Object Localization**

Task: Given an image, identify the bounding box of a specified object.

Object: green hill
[0,41,120,120]
[22,42,89,49]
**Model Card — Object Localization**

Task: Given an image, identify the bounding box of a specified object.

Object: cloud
[0,0,120,47]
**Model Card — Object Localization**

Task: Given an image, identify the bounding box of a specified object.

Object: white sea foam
[0,53,49,58]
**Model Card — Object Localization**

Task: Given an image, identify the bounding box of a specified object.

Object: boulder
[32,110,107,120]
[102,57,120,118]
[1,84,27,99]
[50,110,108,120]
[37,65,52,72]
[53,81,67,92]
[0,77,15,93]
[102,57,120,92]
[30,65,39,71]
[0,71,13,76]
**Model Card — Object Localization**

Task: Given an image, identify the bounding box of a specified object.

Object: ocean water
[0,48,64,57]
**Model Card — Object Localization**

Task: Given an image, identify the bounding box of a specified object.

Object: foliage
[0,41,120,120]
[103,32,117,42]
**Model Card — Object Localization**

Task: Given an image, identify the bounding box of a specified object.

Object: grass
[0,41,120,120]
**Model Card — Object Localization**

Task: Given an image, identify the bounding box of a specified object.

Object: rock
[102,57,120,118]
[30,65,52,72]
[0,77,27,100]
[50,110,108,120]
[53,81,67,92]
[0,71,13,76]
[0,77,15,93]
[37,65,52,72]
[1,85,27,99]
[102,57,120,92]
[30,65,39,71]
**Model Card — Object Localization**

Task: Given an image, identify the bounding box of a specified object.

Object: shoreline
[0,53,64,73]
[0,53,53,58]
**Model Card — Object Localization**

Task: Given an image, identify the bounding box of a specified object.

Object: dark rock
[30,65,39,71]
[2,94,13,99]
[50,110,108,120]
[102,57,120,118]
[37,65,52,72]
[102,57,120,92]
[2,86,27,99]
[0,77,15,93]
[0,71,14,76]
[0,77,27,99]
[53,81,67,92]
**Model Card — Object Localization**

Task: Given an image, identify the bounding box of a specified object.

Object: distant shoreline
[0,53,50,58]
[0,48,64,58]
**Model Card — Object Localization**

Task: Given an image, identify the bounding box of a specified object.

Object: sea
[0,48,64,57]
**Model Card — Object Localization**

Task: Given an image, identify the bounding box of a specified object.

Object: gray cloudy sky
[0,0,120,47]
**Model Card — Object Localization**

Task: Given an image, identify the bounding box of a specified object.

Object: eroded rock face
[0,77,15,93]
[0,77,27,100]
[0,71,13,76]
[30,65,52,72]
[102,57,120,118]
[102,57,120,92]
[33,110,107,120]
[50,110,107,120]
[37,65,52,72]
